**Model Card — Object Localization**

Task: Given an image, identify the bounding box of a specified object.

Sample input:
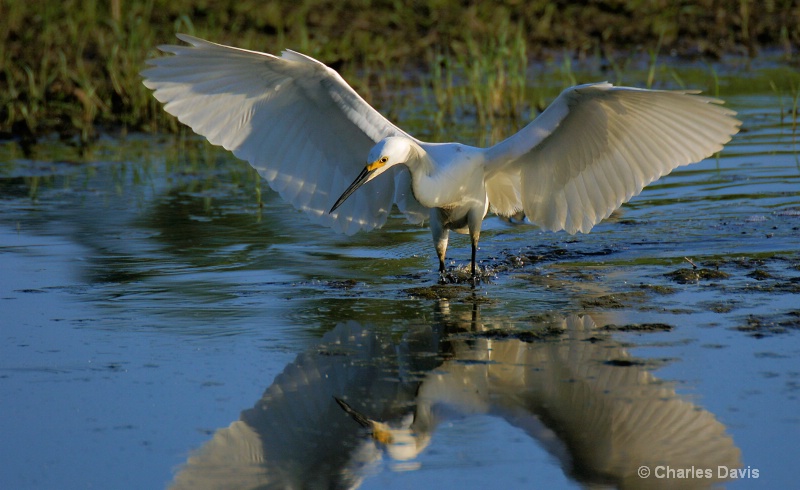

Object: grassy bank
[1,0,799,148]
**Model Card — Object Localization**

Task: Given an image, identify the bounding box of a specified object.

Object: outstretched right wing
[142,34,427,235]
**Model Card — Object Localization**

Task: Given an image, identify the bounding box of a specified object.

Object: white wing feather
[142,34,426,235]
[485,83,741,233]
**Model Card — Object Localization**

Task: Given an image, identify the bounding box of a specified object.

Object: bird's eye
[380,157,388,164]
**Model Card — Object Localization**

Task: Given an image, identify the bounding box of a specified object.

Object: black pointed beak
[329,166,375,213]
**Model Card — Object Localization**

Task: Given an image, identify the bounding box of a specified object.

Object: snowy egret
[142,35,741,281]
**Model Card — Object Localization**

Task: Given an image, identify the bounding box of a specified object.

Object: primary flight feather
[142,34,741,281]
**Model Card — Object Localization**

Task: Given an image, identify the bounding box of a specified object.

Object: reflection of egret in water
[416,305,741,489]
[170,320,441,489]
[170,304,740,489]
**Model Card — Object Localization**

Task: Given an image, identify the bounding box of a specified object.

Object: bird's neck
[394,138,424,173]
[402,145,439,208]
[404,141,434,175]
[405,144,485,210]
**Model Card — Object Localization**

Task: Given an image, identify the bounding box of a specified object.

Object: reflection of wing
[171,310,740,489]
[418,315,741,489]
[169,322,439,489]
[170,420,267,489]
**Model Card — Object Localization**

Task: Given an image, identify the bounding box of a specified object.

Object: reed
[1,0,798,147]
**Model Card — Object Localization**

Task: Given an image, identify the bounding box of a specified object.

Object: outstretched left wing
[485,83,741,233]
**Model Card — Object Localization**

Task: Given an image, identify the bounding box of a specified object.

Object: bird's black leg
[470,235,479,287]
[437,254,448,284]
[466,208,483,287]
[435,238,448,283]
[431,210,449,283]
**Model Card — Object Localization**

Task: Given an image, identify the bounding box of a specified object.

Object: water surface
[1,72,799,489]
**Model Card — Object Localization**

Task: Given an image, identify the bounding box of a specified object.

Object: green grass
[1,0,799,148]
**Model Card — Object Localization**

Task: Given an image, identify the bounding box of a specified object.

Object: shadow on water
[170,301,740,489]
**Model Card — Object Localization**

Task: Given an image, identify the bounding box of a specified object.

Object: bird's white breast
[411,144,487,211]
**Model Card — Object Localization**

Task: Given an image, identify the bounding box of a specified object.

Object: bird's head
[329,137,413,213]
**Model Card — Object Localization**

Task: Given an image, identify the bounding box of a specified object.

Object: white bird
[142,34,741,281]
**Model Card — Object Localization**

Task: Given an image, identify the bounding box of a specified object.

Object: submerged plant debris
[404,284,474,300]
[733,312,800,339]
[580,292,648,309]
[665,268,731,283]
[601,323,675,332]
[471,325,567,342]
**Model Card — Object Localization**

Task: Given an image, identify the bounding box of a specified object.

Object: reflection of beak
[329,166,375,213]
[334,397,393,444]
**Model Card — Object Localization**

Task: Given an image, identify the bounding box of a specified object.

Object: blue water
[1,84,799,489]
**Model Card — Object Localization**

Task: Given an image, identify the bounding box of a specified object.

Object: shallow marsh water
[2,67,800,489]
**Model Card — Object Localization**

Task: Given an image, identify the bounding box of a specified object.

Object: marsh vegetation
[2,0,799,149]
